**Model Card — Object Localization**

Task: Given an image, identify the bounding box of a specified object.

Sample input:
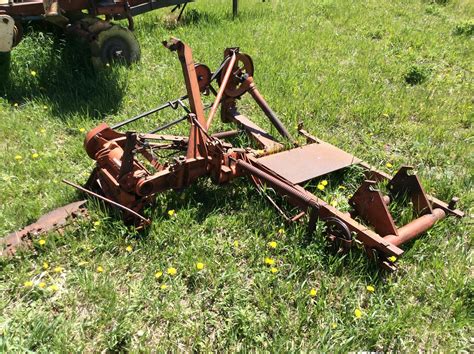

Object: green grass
[1,0,473,350]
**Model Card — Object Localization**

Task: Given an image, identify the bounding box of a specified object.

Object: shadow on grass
[137,8,223,33]
[0,24,126,120]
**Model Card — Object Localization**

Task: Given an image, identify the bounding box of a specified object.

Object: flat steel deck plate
[257,142,361,184]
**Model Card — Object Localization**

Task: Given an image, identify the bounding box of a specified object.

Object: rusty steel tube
[236,159,318,209]
[384,208,446,246]
[211,129,241,139]
[206,52,237,129]
[248,84,294,142]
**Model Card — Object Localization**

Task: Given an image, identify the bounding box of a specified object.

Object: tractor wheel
[12,21,23,48]
[0,51,11,84]
[90,25,140,68]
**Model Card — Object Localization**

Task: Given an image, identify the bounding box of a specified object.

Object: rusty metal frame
[77,38,465,270]
[3,38,463,270]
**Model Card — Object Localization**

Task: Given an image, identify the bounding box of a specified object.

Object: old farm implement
[0,0,193,65]
[1,39,463,270]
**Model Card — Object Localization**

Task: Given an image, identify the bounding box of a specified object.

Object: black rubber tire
[0,51,11,70]
[12,21,23,48]
[90,25,140,68]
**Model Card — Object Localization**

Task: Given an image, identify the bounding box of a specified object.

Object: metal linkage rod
[62,179,151,225]
[206,51,237,129]
[148,114,189,134]
[112,94,188,129]
[248,82,295,143]
[145,100,215,135]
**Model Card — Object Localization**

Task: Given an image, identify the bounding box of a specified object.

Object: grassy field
[0,0,473,350]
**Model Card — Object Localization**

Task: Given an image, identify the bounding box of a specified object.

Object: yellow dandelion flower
[79,128,86,133]
[268,241,277,249]
[14,155,22,160]
[93,221,101,227]
[38,239,46,246]
[48,284,59,292]
[30,70,37,77]
[354,308,362,319]
[96,266,104,273]
[31,153,39,159]
[53,266,63,273]
[38,282,46,289]
[331,322,337,329]
[24,281,33,288]
[160,284,168,290]
[388,256,397,262]
[278,228,285,234]
[321,180,328,186]
[233,240,239,248]
[167,209,175,217]
[317,184,325,191]
[330,200,338,207]
[264,257,275,266]
[366,285,375,293]
[309,288,317,297]
[270,267,278,274]
[386,162,393,169]
[126,245,133,252]
[338,185,346,190]
[43,261,49,270]
[155,271,163,279]
[196,262,205,271]
[167,267,177,276]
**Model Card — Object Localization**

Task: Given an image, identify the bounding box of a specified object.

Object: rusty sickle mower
[1,38,463,270]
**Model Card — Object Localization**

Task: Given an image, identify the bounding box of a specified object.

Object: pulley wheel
[194,63,211,92]
[218,52,254,98]
[90,25,140,67]
[323,217,352,253]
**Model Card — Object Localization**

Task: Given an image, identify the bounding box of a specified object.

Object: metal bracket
[350,180,398,237]
[388,166,433,216]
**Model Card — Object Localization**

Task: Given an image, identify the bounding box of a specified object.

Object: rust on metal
[0,200,87,257]
[232,114,283,151]
[2,0,196,67]
[388,166,433,215]
[383,208,446,247]
[73,38,463,270]
[206,50,237,129]
[5,38,460,270]
[257,142,360,184]
[349,180,398,237]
